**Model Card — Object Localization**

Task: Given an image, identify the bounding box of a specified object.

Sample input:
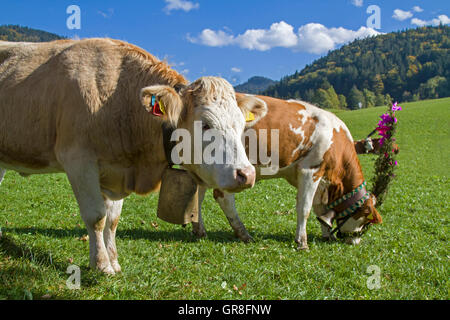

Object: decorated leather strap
[335,192,371,219]
[327,181,370,218]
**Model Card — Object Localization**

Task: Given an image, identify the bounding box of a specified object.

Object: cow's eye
[202,123,210,131]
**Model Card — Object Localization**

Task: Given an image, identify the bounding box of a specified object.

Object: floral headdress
[371,102,402,207]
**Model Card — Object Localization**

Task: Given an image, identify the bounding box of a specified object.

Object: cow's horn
[317,210,335,228]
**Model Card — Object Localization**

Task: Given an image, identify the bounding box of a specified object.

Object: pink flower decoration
[392,102,402,112]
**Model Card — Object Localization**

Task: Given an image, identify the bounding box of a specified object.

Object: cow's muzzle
[226,166,256,192]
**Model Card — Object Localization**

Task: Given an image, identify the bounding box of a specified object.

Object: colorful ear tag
[367,212,375,223]
[150,95,166,116]
[245,111,255,122]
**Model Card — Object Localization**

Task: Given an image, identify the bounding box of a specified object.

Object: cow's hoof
[192,229,207,239]
[111,261,122,273]
[234,231,254,243]
[192,222,207,238]
[295,240,309,251]
[101,265,116,275]
[240,233,254,243]
[92,262,115,275]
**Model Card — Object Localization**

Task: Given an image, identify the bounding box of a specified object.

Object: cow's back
[247,96,353,170]
[0,39,135,171]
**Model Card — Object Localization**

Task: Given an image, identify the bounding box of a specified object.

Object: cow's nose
[235,166,256,188]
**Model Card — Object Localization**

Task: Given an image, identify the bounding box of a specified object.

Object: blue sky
[1,0,449,84]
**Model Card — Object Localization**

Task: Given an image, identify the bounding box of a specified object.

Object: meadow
[0,98,448,300]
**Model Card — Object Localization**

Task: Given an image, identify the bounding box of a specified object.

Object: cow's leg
[62,155,114,274]
[103,198,123,273]
[192,186,207,238]
[295,168,321,250]
[214,190,253,243]
[0,168,5,186]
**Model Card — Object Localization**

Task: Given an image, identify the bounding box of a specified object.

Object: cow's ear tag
[245,111,255,122]
[150,95,166,116]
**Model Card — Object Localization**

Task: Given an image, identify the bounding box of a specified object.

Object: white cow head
[140,76,255,193]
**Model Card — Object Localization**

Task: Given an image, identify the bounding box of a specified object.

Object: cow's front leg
[214,190,253,243]
[192,186,207,238]
[62,153,114,274]
[295,168,321,250]
[103,198,123,273]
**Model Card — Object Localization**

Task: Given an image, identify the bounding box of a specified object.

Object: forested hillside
[263,26,449,109]
[234,76,276,94]
[0,25,64,42]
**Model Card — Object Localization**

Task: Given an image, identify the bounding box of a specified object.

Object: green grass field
[0,98,448,300]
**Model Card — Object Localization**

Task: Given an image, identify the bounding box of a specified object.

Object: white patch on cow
[289,122,305,157]
[287,100,353,169]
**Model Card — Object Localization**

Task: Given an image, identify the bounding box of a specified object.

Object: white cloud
[188,21,380,54]
[412,6,423,13]
[296,24,380,54]
[392,9,413,21]
[351,0,363,7]
[231,67,242,73]
[412,14,450,27]
[234,21,298,51]
[188,21,298,51]
[188,29,234,47]
[98,8,114,19]
[164,0,199,13]
[411,18,427,27]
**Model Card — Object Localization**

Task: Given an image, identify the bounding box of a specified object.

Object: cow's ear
[235,93,268,128]
[366,196,382,224]
[140,85,183,126]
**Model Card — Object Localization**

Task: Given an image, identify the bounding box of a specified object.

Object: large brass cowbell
[156,121,199,225]
[157,167,199,225]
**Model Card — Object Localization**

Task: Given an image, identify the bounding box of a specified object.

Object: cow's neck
[341,157,365,195]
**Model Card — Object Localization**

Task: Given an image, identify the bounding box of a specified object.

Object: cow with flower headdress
[193,94,393,248]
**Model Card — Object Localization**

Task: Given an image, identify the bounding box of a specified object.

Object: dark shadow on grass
[2,226,242,243]
[0,234,68,272]
[0,233,118,289]
[251,231,328,244]
[3,226,329,245]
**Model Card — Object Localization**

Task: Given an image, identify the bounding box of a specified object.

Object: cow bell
[157,167,199,225]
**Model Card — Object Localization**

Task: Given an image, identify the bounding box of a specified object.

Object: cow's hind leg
[295,168,321,250]
[192,186,207,238]
[103,198,123,273]
[214,191,253,243]
[62,154,114,274]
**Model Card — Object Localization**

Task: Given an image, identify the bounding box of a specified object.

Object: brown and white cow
[354,137,399,155]
[193,94,382,249]
[0,39,255,274]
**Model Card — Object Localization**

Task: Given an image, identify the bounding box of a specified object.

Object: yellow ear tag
[159,99,166,115]
[367,213,373,220]
[245,111,255,122]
